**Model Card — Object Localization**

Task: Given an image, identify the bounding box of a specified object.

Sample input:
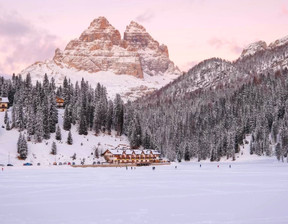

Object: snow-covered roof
[0,97,9,103]
[151,150,161,155]
[106,149,160,155]
[106,149,122,155]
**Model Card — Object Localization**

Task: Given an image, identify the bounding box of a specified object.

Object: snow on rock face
[53,17,143,78]
[240,41,267,58]
[124,21,180,76]
[269,35,288,49]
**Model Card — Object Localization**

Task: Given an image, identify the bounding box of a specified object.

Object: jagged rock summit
[240,35,288,59]
[51,16,179,78]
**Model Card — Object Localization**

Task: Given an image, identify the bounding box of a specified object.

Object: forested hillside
[0,74,125,161]
[125,68,288,162]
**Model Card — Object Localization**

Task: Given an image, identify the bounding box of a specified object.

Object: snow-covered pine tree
[184,144,190,161]
[49,91,58,133]
[95,146,99,158]
[4,110,8,124]
[67,130,73,145]
[6,118,10,130]
[105,100,113,135]
[51,142,57,155]
[142,130,151,149]
[19,134,28,160]
[113,94,124,136]
[34,105,44,143]
[93,105,101,135]
[17,132,22,153]
[62,77,70,107]
[55,125,62,141]
[43,73,50,94]
[42,95,50,139]
[79,107,88,135]
[129,113,142,149]
[78,81,88,135]
[63,105,71,131]
[27,105,35,136]
[275,143,281,161]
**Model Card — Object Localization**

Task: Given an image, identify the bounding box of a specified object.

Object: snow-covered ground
[0,159,287,224]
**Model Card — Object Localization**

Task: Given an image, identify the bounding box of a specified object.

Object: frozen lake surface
[1,160,288,224]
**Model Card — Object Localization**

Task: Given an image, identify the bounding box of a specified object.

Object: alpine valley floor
[1,159,288,224]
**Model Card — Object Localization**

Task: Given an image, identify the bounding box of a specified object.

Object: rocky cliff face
[124,21,176,76]
[52,17,179,78]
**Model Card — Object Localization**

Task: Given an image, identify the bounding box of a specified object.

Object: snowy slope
[0,108,130,166]
[21,60,178,101]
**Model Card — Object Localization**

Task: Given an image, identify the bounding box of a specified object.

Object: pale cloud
[180,61,198,72]
[281,4,288,16]
[135,10,154,23]
[0,8,63,74]
[208,38,243,55]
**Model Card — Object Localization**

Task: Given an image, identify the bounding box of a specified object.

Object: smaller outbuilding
[0,97,9,112]
[56,96,64,107]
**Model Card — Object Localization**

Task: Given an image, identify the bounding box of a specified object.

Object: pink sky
[0,0,287,74]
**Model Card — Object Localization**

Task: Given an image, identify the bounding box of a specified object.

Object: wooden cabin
[102,149,161,164]
[56,97,64,107]
[0,97,9,112]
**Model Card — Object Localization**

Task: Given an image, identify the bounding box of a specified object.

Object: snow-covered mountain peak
[125,21,147,33]
[240,41,267,58]
[79,16,121,44]
[89,16,110,28]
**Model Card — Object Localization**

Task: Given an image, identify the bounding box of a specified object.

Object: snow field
[0,160,288,224]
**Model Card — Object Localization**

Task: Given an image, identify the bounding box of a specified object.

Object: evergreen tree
[67,130,73,145]
[49,91,58,133]
[4,110,8,124]
[79,107,88,135]
[51,142,57,155]
[113,94,124,136]
[34,105,44,143]
[95,146,99,159]
[275,143,281,161]
[55,125,62,141]
[129,113,142,149]
[17,133,22,154]
[18,134,28,160]
[6,118,10,130]
[184,144,190,161]
[105,100,113,135]
[142,130,151,149]
[27,105,35,136]
[63,106,71,131]
[42,95,50,139]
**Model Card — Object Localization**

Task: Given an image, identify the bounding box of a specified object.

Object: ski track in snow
[0,160,288,224]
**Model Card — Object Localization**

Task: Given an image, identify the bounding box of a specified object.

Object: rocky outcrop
[268,35,288,49]
[52,17,179,78]
[240,41,267,58]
